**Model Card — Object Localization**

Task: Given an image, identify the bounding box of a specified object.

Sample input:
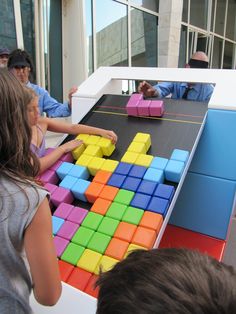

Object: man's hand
[138,81,158,97]
[68,86,78,109]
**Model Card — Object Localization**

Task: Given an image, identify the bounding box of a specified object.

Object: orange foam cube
[105,238,129,260]
[139,211,163,233]
[93,170,112,184]
[132,226,156,249]
[85,182,104,203]
[90,198,112,216]
[99,185,119,201]
[67,267,92,291]
[114,221,137,242]
[58,260,74,282]
[84,274,99,298]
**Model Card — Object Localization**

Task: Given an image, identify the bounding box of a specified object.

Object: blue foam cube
[56,162,74,180]
[147,197,169,216]
[52,216,64,235]
[170,149,189,164]
[68,164,89,180]
[130,193,151,210]
[150,156,168,170]
[122,177,141,192]
[107,173,126,188]
[59,175,78,190]
[143,168,164,184]
[137,180,157,195]
[71,179,91,202]
[165,160,185,183]
[129,165,147,178]
[154,183,175,200]
[114,162,132,176]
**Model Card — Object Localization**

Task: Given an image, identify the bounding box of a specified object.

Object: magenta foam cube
[67,206,88,224]
[54,202,74,219]
[57,221,79,240]
[60,152,74,162]
[51,186,74,207]
[50,160,63,171]
[53,236,69,257]
[126,94,143,116]
[44,182,58,194]
[39,169,59,184]
[149,100,164,116]
[137,100,151,116]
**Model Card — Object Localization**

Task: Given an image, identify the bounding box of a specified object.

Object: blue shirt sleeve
[153,82,175,98]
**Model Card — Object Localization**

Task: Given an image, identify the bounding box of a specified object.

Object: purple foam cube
[53,236,69,257]
[60,152,74,162]
[137,100,151,116]
[149,100,164,116]
[51,186,74,207]
[39,169,59,185]
[50,160,63,171]
[57,221,79,240]
[67,206,88,224]
[126,94,143,116]
[54,202,74,219]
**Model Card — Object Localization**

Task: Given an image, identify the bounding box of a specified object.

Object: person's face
[0,54,9,68]
[10,66,30,84]
[27,96,40,126]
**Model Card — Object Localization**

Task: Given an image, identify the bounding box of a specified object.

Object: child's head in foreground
[96,248,236,314]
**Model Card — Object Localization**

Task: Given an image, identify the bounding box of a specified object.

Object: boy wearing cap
[0,47,10,68]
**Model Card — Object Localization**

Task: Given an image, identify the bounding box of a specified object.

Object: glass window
[0,0,17,50]
[215,0,226,36]
[178,25,187,67]
[189,0,208,30]
[131,8,158,67]
[130,0,159,12]
[210,0,216,32]
[223,41,234,69]
[212,36,223,68]
[85,0,93,76]
[95,0,128,68]
[182,0,188,23]
[226,0,236,40]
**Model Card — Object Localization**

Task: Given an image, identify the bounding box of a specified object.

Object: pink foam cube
[149,100,164,116]
[126,94,143,116]
[39,169,59,184]
[57,221,79,240]
[60,152,74,162]
[54,202,74,219]
[44,182,58,194]
[137,100,151,116]
[67,206,88,224]
[53,236,69,257]
[51,186,74,207]
[50,160,63,171]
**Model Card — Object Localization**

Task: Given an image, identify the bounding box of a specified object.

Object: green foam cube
[61,242,85,265]
[87,231,111,254]
[122,206,144,225]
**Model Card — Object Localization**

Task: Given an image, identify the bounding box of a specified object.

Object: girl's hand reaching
[60,139,83,153]
[99,130,118,144]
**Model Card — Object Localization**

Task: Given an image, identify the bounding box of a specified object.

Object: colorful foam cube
[124,243,147,258]
[52,216,64,235]
[83,144,103,157]
[132,226,156,249]
[72,226,95,247]
[100,159,119,173]
[105,238,129,260]
[81,212,103,231]
[61,243,85,265]
[71,179,91,202]
[75,133,90,143]
[165,160,185,183]
[92,170,112,184]
[121,151,139,164]
[127,142,147,154]
[130,193,151,210]
[129,165,147,178]
[75,154,93,167]
[149,100,164,116]
[133,133,151,151]
[154,183,175,200]
[72,143,86,160]
[87,157,105,176]
[150,156,168,170]
[54,202,74,219]
[106,202,127,220]
[67,206,88,224]
[122,176,141,192]
[60,152,74,163]
[114,162,132,176]
[68,164,89,180]
[59,175,78,190]
[122,206,144,225]
[77,249,102,273]
[90,198,112,216]
[84,275,99,298]
[147,196,169,216]
[86,135,101,146]
[107,173,126,188]
[114,189,135,206]
[143,168,164,184]
[44,182,58,194]
[137,99,151,116]
[137,180,157,195]
[85,181,104,203]
[114,221,137,242]
[97,217,119,236]
[53,236,69,257]
[67,267,92,291]
[57,221,79,240]
[170,149,189,164]
[99,185,119,201]
[94,255,119,275]
[135,154,153,167]
[139,211,163,232]
[56,162,74,180]
[51,186,74,207]
[39,169,59,185]
[50,160,63,171]
[58,260,74,282]
[97,137,115,156]
[87,231,111,254]
[126,93,143,116]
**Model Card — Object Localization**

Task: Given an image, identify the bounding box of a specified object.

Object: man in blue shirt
[138,51,214,102]
[8,49,76,117]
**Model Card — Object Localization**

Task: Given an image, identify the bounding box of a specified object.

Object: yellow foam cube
[75,154,93,167]
[88,157,105,176]
[124,243,147,259]
[77,249,102,273]
[127,142,147,154]
[97,137,115,156]
[75,133,90,143]
[86,135,101,146]
[72,143,85,160]
[94,255,119,275]
[134,154,153,167]
[121,151,139,164]
[100,159,119,173]
[83,145,103,157]
[133,133,151,151]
